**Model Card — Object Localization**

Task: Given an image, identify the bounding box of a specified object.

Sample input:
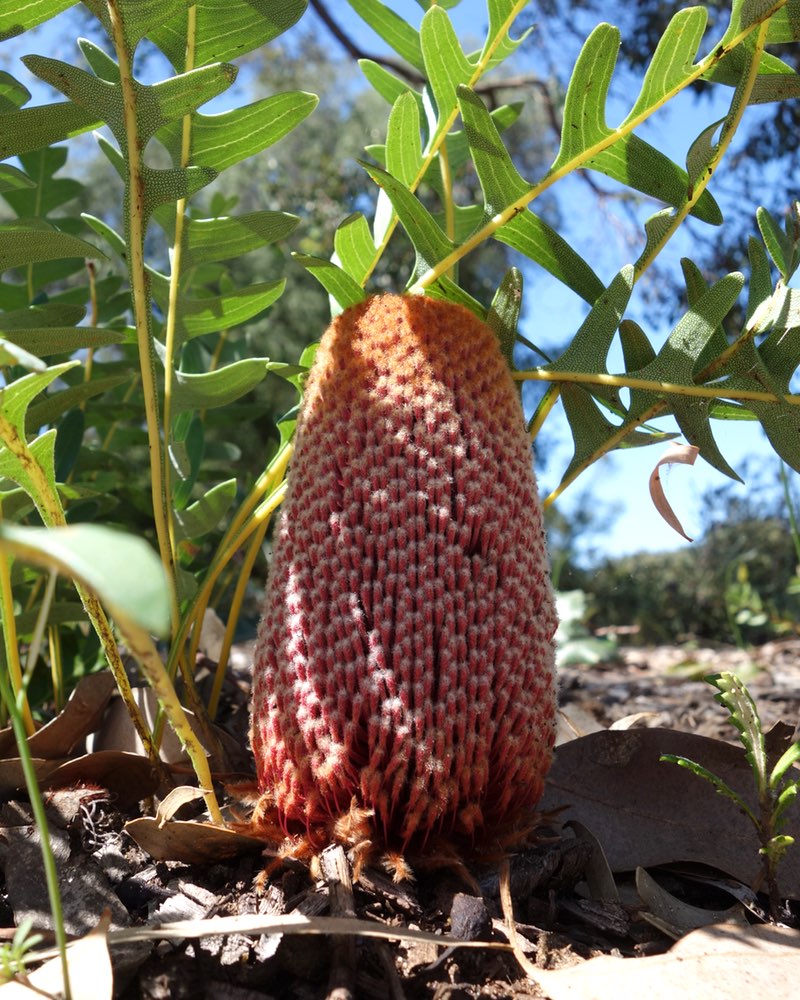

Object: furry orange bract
[251,294,557,850]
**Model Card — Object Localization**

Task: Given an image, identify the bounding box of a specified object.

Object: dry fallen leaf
[125,817,266,863]
[648,443,700,541]
[523,922,800,1000]
[635,866,746,938]
[540,728,800,898]
[28,673,116,760]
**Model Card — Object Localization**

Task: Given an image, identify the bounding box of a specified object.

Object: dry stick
[320,845,357,1000]
[498,859,541,980]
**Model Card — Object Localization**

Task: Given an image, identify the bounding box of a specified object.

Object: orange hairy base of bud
[250,294,557,857]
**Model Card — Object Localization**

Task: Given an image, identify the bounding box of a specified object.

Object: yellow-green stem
[106,0,179,634]
[162,4,198,564]
[0,519,34,736]
[208,517,270,720]
[48,625,64,712]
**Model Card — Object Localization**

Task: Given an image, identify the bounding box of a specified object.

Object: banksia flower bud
[251,294,557,852]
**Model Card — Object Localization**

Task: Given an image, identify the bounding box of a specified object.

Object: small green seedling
[661,671,800,919]
[0,919,44,984]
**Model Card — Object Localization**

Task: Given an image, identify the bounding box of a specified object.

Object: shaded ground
[3,641,800,998]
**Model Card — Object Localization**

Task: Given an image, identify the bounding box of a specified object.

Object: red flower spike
[251,294,557,852]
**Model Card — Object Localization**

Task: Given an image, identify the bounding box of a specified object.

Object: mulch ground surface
[3,640,800,999]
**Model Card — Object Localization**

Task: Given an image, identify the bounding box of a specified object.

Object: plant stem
[0,665,71,999]
[106,0,179,634]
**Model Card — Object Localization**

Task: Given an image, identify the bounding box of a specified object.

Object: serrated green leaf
[758,205,792,279]
[719,0,787,46]
[494,210,605,305]
[24,56,236,146]
[359,59,418,106]
[445,101,522,178]
[0,226,103,274]
[703,47,800,104]
[0,0,78,41]
[162,280,285,341]
[771,742,800,787]
[420,6,472,131]
[293,255,367,311]
[0,362,77,444]
[174,479,236,539]
[623,7,708,126]
[707,671,767,790]
[0,303,86,330]
[477,0,534,72]
[78,38,121,83]
[0,165,35,193]
[171,358,276,413]
[747,237,775,323]
[424,275,485,318]
[345,0,424,72]
[386,92,423,187]
[660,752,756,822]
[26,374,129,433]
[457,86,530,215]
[333,214,376,286]
[2,327,124,357]
[0,72,31,113]
[150,0,306,70]
[361,161,454,271]
[487,267,522,369]
[158,92,318,173]
[0,102,99,159]
[0,522,170,636]
[3,148,84,218]
[547,267,635,375]
[82,0,190,50]
[589,133,722,225]
[551,23,619,172]
[767,0,800,41]
[177,212,298,266]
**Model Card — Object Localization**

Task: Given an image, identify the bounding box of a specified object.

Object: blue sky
[4,0,797,560]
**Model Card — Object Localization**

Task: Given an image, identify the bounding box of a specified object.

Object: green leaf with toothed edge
[0,0,78,41]
[588,133,722,225]
[81,0,190,50]
[420,6,472,134]
[487,268,523,370]
[333,214,377,286]
[156,91,318,173]
[23,56,237,145]
[706,672,768,792]
[495,211,605,306]
[293,255,367,312]
[0,227,103,274]
[360,161,454,272]
[386,92,423,188]
[545,268,635,376]
[623,7,708,125]
[480,0,534,72]
[345,0,424,72]
[2,327,124,358]
[551,23,618,172]
[359,59,420,108]
[170,359,283,414]
[153,212,299,267]
[154,281,287,342]
[25,375,129,435]
[456,86,530,215]
[174,480,237,541]
[0,102,99,160]
[149,0,306,70]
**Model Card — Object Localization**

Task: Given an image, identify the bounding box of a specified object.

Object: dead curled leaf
[125,817,266,863]
[540,728,800,899]
[648,443,700,541]
[521,922,800,1000]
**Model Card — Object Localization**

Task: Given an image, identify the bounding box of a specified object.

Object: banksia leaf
[251,294,557,852]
